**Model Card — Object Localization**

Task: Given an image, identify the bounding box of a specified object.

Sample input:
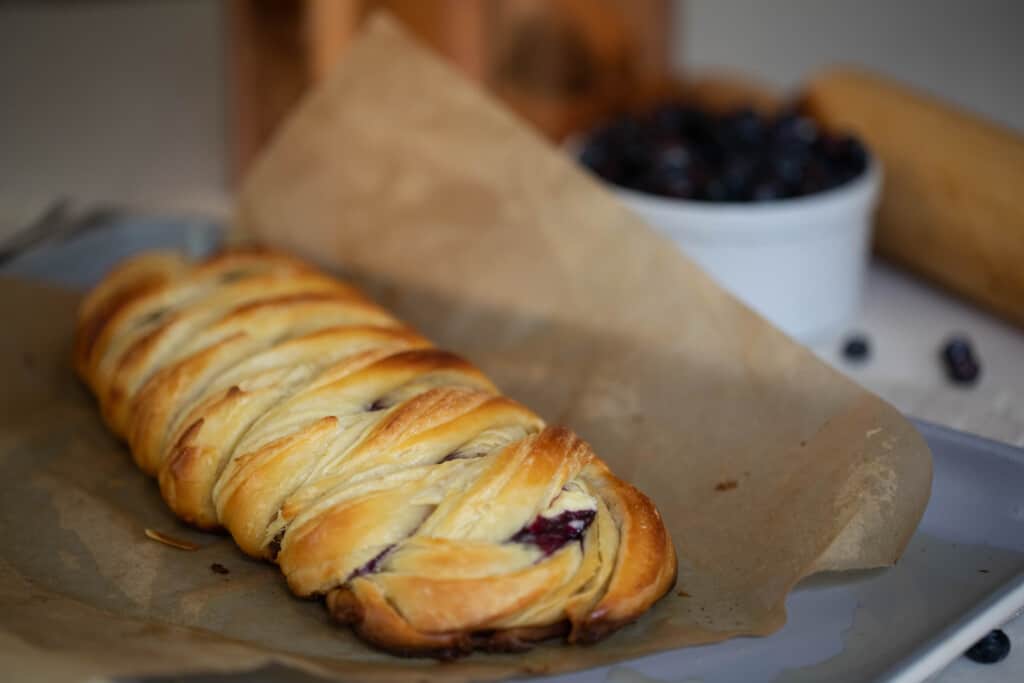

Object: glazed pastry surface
[74,249,676,657]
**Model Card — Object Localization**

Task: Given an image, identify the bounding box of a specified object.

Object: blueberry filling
[337,510,596,584]
[366,398,391,412]
[347,544,395,581]
[511,509,596,556]
[267,528,286,560]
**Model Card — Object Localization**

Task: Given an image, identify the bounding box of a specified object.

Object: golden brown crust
[74,248,676,657]
[571,463,679,643]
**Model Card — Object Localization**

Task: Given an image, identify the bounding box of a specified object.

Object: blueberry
[833,135,869,175]
[581,125,634,183]
[676,106,713,140]
[941,336,981,385]
[727,108,765,148]
[691,136,726,169]
[842,334,871,362]
[751,179,785,202]
[644,165,696,199]
[794,117,819,144]
[774,112,819,147]
[649,103,684,137]
[636,142,698,198]
[650,103,706,139]
[655,141,691,168]
[815,135,868,189]
[703,177,730,202]
[684,161,714,200]
[722,158,756,200]
[613,152,654,187]
[713,108,764,155]
[347,544,396,581]
[965,629,1011,664]
[771,152,806,188]
[590,116,655,184]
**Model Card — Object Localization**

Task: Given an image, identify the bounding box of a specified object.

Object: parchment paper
[0,16,931,683]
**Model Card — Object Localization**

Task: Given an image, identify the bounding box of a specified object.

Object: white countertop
[815,262,1024,449]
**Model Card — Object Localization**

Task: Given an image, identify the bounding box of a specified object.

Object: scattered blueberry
[722,158,756,199]
[842,334,871,362]
[578,103,868,203]
[964,629,1011,664]
[941,336,981,385]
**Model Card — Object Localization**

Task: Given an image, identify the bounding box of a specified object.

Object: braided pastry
[74,249,677,657]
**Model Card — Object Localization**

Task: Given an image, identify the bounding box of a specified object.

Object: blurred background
[1,0,1023,450]
[1,0,1021,214]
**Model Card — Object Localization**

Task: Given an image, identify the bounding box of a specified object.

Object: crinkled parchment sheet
[0,16,931,683]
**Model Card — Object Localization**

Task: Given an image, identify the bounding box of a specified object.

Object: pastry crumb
[715,480,738,491]
[677,590,691,597]
[210,562,230,575]
[144,528,200,551]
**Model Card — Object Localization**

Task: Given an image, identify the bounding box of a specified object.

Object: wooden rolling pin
[804,68,1024,328]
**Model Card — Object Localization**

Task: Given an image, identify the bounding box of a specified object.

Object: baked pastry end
[74,248,677,657]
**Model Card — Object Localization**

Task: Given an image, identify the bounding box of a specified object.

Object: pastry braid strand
[74,249,676,657]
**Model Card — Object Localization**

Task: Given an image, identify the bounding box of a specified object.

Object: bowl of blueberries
[576,102,880,343]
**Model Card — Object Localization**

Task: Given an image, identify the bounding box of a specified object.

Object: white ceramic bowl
[608,159,882,343]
